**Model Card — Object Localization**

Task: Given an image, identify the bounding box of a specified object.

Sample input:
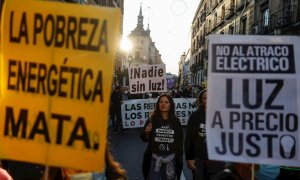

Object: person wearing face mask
[140,93,183,180]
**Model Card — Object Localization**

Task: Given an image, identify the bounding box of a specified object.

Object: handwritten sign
[128,64,167,94]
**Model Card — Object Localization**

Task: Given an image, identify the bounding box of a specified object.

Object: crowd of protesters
[1,85,299,180]
[138,90,300,180]
[108,85,202,134]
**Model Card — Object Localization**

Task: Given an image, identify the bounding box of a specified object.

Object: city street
[109,127,193,180]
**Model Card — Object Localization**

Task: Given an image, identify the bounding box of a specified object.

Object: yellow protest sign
[0,0,120,172]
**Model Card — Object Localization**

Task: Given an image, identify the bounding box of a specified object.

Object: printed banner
[207,35,300,167]
[0,0,120,171]
[128,64,167,94]
[121,98,197,128]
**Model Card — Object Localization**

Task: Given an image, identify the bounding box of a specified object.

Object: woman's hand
[187,160,196,170]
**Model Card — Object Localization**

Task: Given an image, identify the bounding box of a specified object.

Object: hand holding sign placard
[207,35,300,167]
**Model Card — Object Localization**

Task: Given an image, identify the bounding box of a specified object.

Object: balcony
[272,5,297,29]
[251,5,299,35]
[236,1,249,12]
[190,64,197,73]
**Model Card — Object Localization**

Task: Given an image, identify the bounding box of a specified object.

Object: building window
[208,20,212,31]
[214,12,218,25]
[229,24,234,34]
[230,0,235,10]
[135,51,140,59]
[262,8,269,27]
[221,5,225,20]
[283,0,292,19]
[240,16,247,34]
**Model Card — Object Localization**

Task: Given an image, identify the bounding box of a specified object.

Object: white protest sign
[207,35,300,167]
[128,64,167,94]
[121,98,197,128]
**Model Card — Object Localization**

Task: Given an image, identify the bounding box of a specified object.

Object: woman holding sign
[185,89,225,180]
[140,93,183,180]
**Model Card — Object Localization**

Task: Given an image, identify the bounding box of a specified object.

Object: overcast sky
[122,0,200,75]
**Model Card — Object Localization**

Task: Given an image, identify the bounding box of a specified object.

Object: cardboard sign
[0,0,120,171]
[207,35,300,167]
[128,64,167,94]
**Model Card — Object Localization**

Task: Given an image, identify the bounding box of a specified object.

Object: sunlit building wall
[181,49,192,87]
[191,0,255,86]
[120,5,163,86]
[177,49,193,88]
[127,5,163,67]
[185,49,192,86]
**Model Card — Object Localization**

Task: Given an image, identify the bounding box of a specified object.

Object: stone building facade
[251,0,300,35]
[119,5,164,86]
[190,0,300,86]
[126,5,163,67]
[190,0,255,86]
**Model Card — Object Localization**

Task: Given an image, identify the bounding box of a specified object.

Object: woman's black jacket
[140,118,183,180]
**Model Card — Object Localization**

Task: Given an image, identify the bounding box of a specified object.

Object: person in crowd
[122,88,131,101]
[145,93,153,99]
[185,89,225,180]
[140,93,183,180]
[109,89,116,130]
[174,87,182,98]
[111,86,123,133]
[152,92,160,98]
[182,86,193,98]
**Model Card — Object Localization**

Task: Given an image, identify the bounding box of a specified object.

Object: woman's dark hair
[152,93,176,121]
[197,89,207,109]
